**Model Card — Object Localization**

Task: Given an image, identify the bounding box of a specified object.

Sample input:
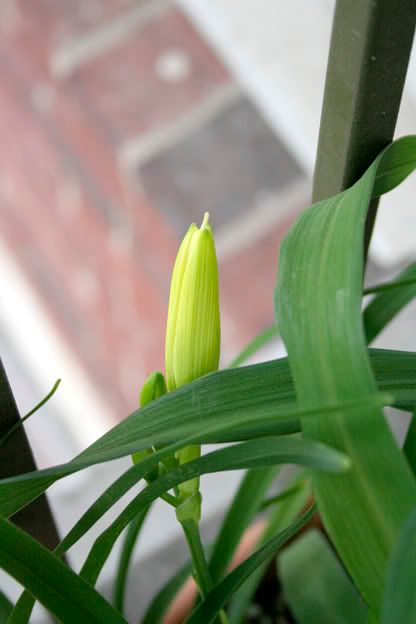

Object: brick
[0,25,179,288]
[71,7,230,143]
[140,96,303,234]
[0,6,229,274]
[47,88,180,284]
[11,0,145,51]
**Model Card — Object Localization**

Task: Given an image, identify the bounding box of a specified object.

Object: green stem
[181,520,212,598]
[181,520,228,624]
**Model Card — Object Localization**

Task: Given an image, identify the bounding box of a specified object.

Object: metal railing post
[0,359,61,550]
[312,0,415,255]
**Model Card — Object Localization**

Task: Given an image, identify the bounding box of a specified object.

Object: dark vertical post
[0,358,61,550]
[312,0,415,255]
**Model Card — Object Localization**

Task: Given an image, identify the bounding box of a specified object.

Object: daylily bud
[132,371,167,481]
[139,371,167,407]
[165,212,220,392]
[165,213,220,521]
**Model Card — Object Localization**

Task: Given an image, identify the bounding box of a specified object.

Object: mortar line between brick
[119,82,241,170]
[215,178,310,262]
[50,0,170,78]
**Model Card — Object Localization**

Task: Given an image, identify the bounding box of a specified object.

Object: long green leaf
[0,516,126,624]
[259,479,308,511]
[0,379,61,448]
[0,589,12,623]
[279,529,367,624]
[6,592,34,624]
[186,506,315,624]
[79,437,349,587]
[56,398,367,564]
[113,506,151,615]
[276,135,416,613]
[141,558,193,624]
[364,271,416,295]
[381,506,416,624]
[364,262,416,343]
[403,409,416,475]
[0,359,61,550]
[0,356,300,521]
[227,471,310,624]
[6,397,359,624]
[0,349,412,521]
[0,378,411,624]
[141,544,218,624]
[229,324,278,368]
[208,466,278,584]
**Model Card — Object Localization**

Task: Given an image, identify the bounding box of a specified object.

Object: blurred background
[1,0,415,618]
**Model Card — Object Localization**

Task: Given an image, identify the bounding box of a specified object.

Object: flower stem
[181,519,228,624]
[181,520,212,597]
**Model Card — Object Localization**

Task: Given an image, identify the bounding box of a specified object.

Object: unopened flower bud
[139,371,167,407]
[165,213,221,518]
[165,212,220,392]
[132,371,167,481]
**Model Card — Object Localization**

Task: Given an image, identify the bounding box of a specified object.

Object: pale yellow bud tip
[201,212,210,229]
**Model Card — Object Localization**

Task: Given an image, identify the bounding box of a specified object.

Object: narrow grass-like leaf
[113,506,150,615]
[228,471,310,624]
[0,589,12,622]
[0,357,301,520]
[0,516,126,624]
[403,410,416,474]
[141,542,217,624]
[259,479,308,511]
[55,399,362,562]
[276,135,416,612]
[364,269,416,295]
[229,324,278,368]
[141,557,193,624]
[0,350,411,521]
[381,506,416,624]
[208,466,278,584]
[279,529,367,624]
[79,437,349,587]
[364,262,416,343]
[186,506,315,624]
[0,379,61,448]
[6,591,34,624]
[0,359,61,550]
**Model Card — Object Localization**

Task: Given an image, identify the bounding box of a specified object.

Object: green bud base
[176,492,202,525]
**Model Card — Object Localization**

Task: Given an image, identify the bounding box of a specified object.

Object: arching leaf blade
[186,506,316,624]
[0,349,412,521]
[0,517,126,624]
[276,136,416,612]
